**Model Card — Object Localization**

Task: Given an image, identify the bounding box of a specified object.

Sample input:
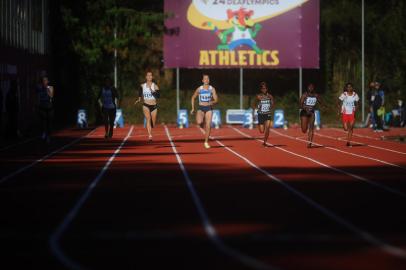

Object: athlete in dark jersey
[98,78,119,139]
[135,71,160,141]
[254,82,274,146]
[36,76,54,143]
[299,83,321,148]
[191,74,218,149]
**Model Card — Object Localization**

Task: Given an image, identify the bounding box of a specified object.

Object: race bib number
[261,103,270,112]
[305,97,317,106]
[199,94,211,102]
[144,93,154,99]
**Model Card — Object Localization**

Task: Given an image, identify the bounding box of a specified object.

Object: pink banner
[164,0,319,68]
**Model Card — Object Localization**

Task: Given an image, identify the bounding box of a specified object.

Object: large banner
[164,0,319,68]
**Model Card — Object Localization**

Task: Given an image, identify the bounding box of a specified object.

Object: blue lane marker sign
[314,110,321,129]
[77,109,88,128]
[211,109,221,128]
[177,109,189,128]
[273,109,284,128]
[114,109,124,128]
[243,109,254,128]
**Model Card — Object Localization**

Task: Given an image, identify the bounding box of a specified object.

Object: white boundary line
[50,126,134,270]
[231,127,406,199]
[165,126,275,270]
[0,128,97,185]
[0,136,38,152]
[331,128,404,142]
[214,128,406,259]
[271,129,406,171]
[315,132,406,155]
[332,128,381,140]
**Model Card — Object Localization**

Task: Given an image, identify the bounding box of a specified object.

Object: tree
[60,0,164,109]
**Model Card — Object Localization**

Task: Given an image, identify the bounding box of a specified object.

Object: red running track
[0,125,405,270]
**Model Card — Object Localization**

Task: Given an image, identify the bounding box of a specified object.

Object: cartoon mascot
[203,8,263,54]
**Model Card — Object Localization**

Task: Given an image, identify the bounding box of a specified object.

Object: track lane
[0,128,96,183]
[269,128,406,194]
[50,125,262,270]
[317,128,406,155]
[0,126,133,268]
[165,126,406,270]
[225,126,406,268]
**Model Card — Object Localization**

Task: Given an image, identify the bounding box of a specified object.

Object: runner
[299,83,321,148]
[135,71,160,141]
[254,82,274,146]
[97,78,119,139]
[36,76,54,143]
[338,82,359,147]
[190,74,218,149]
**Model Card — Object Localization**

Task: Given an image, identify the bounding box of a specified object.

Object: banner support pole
[176,67,180,115]
[240,68,243,110]
[299,67,303,98]
[361,0,365,122]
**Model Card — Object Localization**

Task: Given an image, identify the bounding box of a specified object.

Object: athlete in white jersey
[191,74,218,149]
[135,71,160,141]
[338,82,359,147]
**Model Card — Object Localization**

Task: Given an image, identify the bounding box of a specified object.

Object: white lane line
[231,127,406,199]
[165,126,275,270]
[0,137,38,152]
[0,129,97,185]
[271,129,406,171]
[315,132,406,155]
[332,128,405,142]
[214,129,406,259]
[50,126,134,270]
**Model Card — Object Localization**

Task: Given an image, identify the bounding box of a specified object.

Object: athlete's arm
[190,88,199,114]
[97,89,103,107]
[47,86,54,98]
[299,94,306,109]
[134,85,142,105]
[337,95,343,115]
[152,83,160,99]
[354,94,360,112]
[269,94,275,110]
[253,95,260,110]
[113,87,119,107]
[211,88,218,106]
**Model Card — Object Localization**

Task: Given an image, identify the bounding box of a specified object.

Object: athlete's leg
[300,116,309,133]
[38,108,47,139]
[342,118,349,131]
[263,120,271,145]
[196,110,204,127]
[108,109,116,138]
[204,110,213,148]
[151,108,158,129]
[143,106,152,138]
[101,108,109,138]
[258,124,265,133]
[307,113,315,147]
[347,119,355,146]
